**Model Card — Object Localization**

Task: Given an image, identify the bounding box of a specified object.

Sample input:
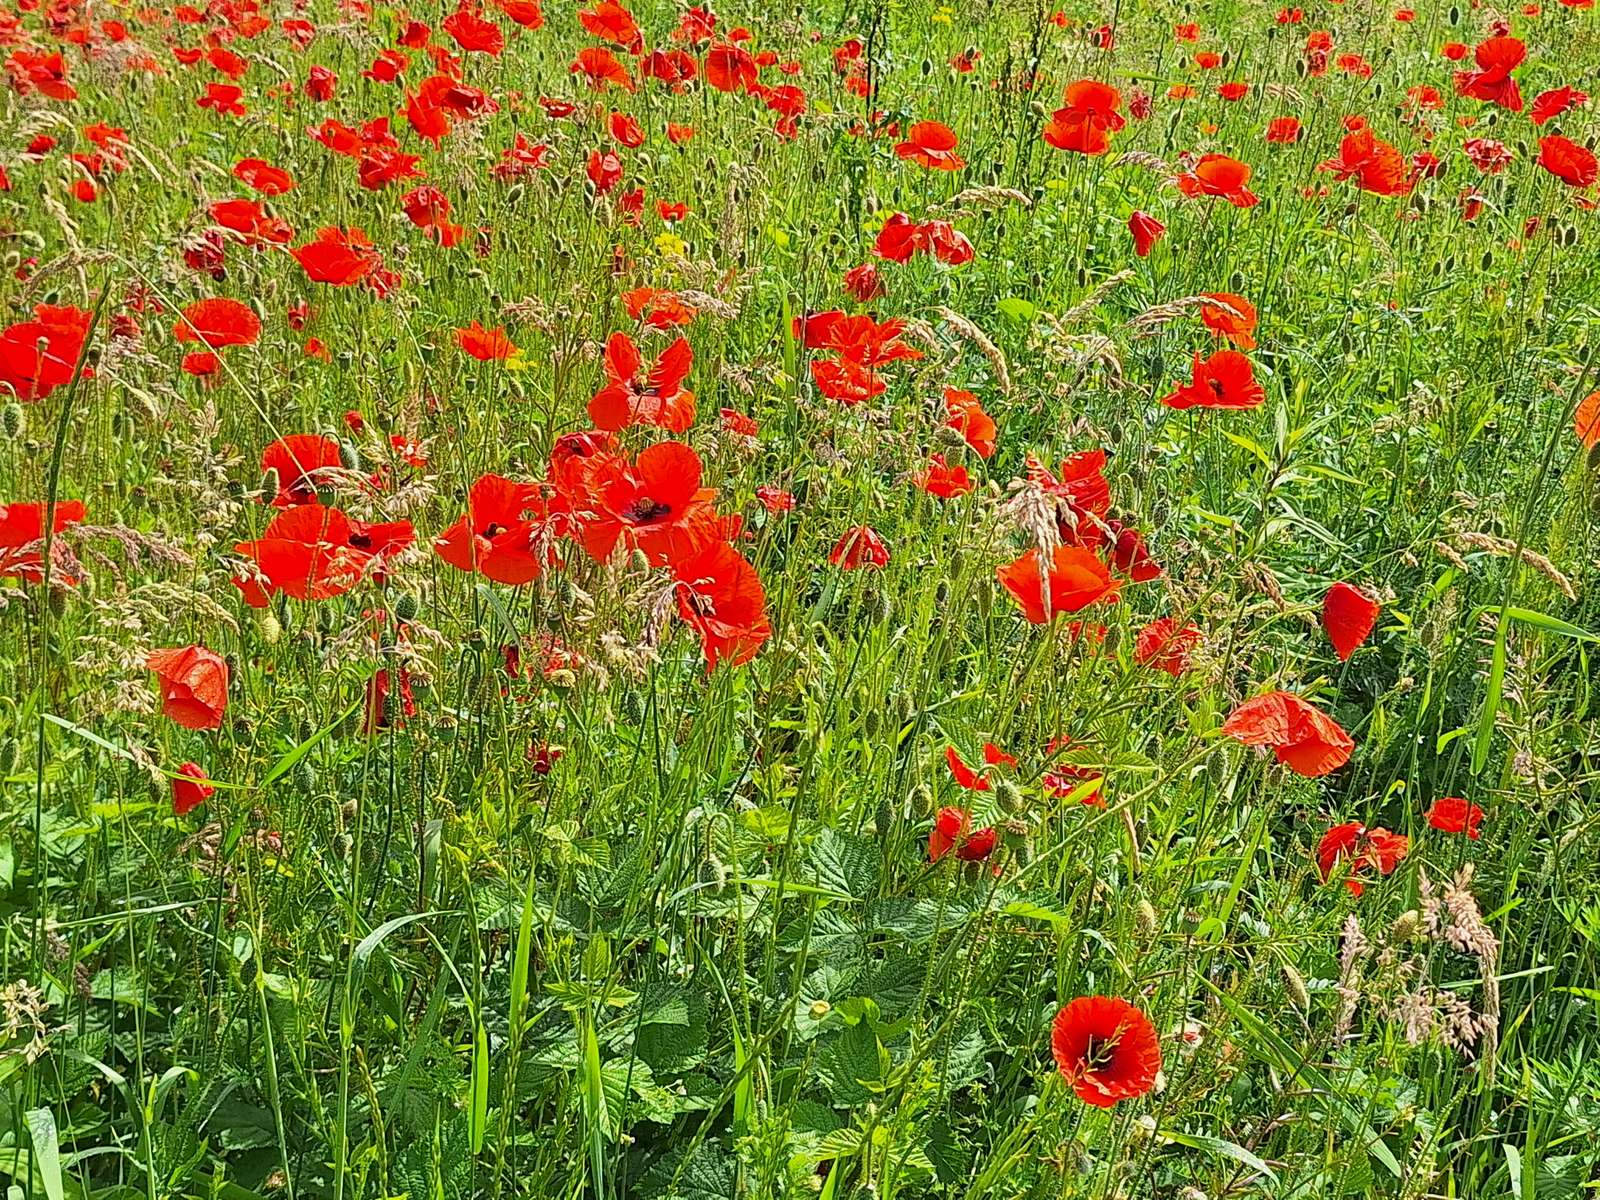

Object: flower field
[3,0,1600,1195]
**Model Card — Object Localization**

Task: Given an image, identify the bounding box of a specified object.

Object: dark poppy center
[625,497,671,523]
[348,532,372,549]
[1083,1033,1121,1071]
[1207,377,1226,398]
[482,522,504,538]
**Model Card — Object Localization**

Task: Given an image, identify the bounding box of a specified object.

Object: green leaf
[261,697,362,788]
[810,828,880,901]
[1159,1129,1277,1182]
[23,1110,62,1200]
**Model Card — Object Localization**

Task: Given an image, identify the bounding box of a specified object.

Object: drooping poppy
[915,454,973,499]
[1128,210,1166,256]
[997,545,1120,624]
[673,538,771,669]
[1323,581,1380,660]
[1426,796,1484,839]
[146,645,229,730]
[171,762,214,815]
[1051,996,1162,1107]
[830,525,889,569]
[1222,690,1354,777]
[1159,350,1265,410]
[944,388,996,457]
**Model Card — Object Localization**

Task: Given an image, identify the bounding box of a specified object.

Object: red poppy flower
[173,297,260,349]
[1136,617,1201,675]
[146,645,229,730]
[830,525,889,569]
[705,41,757,93]
[1318,128,1414,196]
[441,5,504,54]
[233,157,295,194]
[434,473,552,584]
[1426,797,1484,839]
[944,388,996,458]
[233,503,414,605]
[456,320,518,360]
[1175,153,1259,207]
[1108,523,1161,582]
[0,498,85,583]
[171,761,214,815]
[211,199,294,246]
[843,262,885,302]
[1539,134,1599,187]
[306,65,337,101]
[997,545,1120,624]
[1531,85,1588,125]
[1576,390,1600,447]
[1454,36,1525,111]
[673,538,771,669]
[1160,349,1265,410]
[261,434,341,506]
[1222,691,1354,777]
[915,454,973,499]
[578,0,642,51]
[579,441,718,566]
[1265,115,1302,144]
[197,81,246,116]
[587,333,696,432]
[1199,294,1257,349]
[1042,80,1125,155]
[928,805,998,861]
[896,120,965,170]
[622,287,697,329]
[1051,996,1162,1107]
[292,227,382,286]
[1318,821,1409,894]
[0,304,92,401]
[1128,210,1166,257]
[873,214,974,265]
[1323,581,1380,660]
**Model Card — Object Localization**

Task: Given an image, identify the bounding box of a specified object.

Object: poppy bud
[1134,897,1158,938]
[868,588,892,623]
[505,184,525,205]
[1281,963,1309,1011]
[1481,250,1493,270]
[258,466,280,500]
[18,230,44,249]
[256,612,281,645]
[1028,100,1048,119]
[873,798,894,838]
[394,591,419,622]
[240,956,258,985]
[1390,909,1420,943]
[997,779,1026,814]
[334,831,354,860]
[0,402,22,437]
[909,782,933,818]
[0,739,16,777]
[975,576,993,618]
[339,441,362,471]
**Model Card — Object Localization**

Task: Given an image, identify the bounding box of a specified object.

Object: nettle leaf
[924,1116,969,1185]
[810,828,881,900]
[640,1143,739,1200]
[936,1021,989,1090]
[635,987,709,1076]
[816,1021,887,1105]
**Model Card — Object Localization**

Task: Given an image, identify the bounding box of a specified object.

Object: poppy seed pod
[997,779,1026,814]
[393,591,419,622]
